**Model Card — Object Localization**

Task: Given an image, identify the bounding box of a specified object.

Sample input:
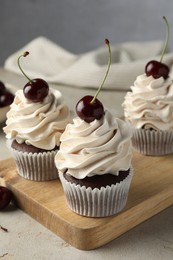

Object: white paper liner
[132,128,173,156]
[59,167,133,217]
[11,148,59,181]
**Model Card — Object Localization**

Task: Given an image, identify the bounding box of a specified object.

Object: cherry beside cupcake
[0,81,14,108]
[0,81,14,123]
[123,17,173,156]
[0,186,13,210]
[55,39,133,217]
[3,52,70,181]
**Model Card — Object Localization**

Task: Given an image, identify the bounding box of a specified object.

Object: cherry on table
[0,186,13,210]
[0,81,6,95]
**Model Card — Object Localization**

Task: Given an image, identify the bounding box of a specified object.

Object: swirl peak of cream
[3,88,70,150]
[55,110,132,179]
[122,74,173,130]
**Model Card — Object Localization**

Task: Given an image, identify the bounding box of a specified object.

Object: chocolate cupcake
[55,39,133,217]
[122,73,173,155]
[3,87,70,181]
[123,17,173,156]
[55,110,133,217]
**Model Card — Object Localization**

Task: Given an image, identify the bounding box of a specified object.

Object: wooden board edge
[8,181,173,250]
[80,186,173,250]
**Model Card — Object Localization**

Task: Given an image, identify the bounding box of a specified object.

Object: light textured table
[0,68,173,260]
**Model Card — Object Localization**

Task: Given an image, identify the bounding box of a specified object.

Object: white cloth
[4,36,173,91]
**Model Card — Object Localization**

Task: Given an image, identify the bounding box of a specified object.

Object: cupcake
[55,39,133,217]
[123,17,173,156]
[122,73,173,155]
[3,52,70,181]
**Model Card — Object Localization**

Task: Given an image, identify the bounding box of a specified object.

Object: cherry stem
[160,16,169,63]
[90,39,111,104]
[17,51,32,83]
[0,225,8,232]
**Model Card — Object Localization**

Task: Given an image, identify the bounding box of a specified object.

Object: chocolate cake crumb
[63,169,130,189]
[12,139,59,153]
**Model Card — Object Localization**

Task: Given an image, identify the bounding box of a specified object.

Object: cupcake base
[132,128,173,156]
[10,140,59,181]
[59,167,133,217]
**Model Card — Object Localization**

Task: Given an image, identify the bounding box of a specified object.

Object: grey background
[1,0,173,66]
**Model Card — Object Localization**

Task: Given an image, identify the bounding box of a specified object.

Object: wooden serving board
[1,151,173,250]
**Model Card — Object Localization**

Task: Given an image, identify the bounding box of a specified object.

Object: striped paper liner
[59,167,133,218]
[11,148,59,181]
[132,128,173,156]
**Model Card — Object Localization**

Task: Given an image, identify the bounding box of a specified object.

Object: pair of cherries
[77,16,170,122]
[76,17,170,122]
[77,19,170,124]
[19,39,111,123]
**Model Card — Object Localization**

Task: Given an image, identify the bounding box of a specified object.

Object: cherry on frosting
[145,16,170,79]
[145,60,169,79]
[76,95,104,123]
[17,51,49,102]
[76,39,111,123]
[23,78,49,103]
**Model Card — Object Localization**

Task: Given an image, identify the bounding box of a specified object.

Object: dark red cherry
[0,186,13,210]
[17,52,49,102]
[0,81,6,95]
[23,78,49,102]
[0,91,14,107]
[76,95,104,123]
[145,60,169,79]
[145,17,170,80]
[76,39,111,123]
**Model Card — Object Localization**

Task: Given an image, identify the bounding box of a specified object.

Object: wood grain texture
[1,151,173,250]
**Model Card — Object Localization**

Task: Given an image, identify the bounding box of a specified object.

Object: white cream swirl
[3,88,70,150]
[55,110,132,179]
[122,74,173,130]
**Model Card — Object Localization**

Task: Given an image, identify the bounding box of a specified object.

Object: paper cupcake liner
[59,167,133,217]
[11,148,59,181]
[132,128,173,156]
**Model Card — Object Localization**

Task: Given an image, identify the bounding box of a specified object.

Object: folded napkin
[4,37,173,91]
